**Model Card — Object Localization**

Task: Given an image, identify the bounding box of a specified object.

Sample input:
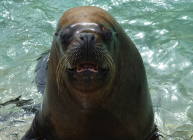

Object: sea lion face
[56,22,117,91]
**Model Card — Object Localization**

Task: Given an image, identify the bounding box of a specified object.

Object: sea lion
[22,6,158,140]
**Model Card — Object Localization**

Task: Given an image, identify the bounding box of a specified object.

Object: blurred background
[0,0,193,139]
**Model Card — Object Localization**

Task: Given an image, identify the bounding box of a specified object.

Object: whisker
[56,44,115,91]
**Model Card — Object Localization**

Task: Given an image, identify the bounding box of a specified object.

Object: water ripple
[0,0,193,139]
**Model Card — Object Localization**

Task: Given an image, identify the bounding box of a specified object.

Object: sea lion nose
[78,33,95,50]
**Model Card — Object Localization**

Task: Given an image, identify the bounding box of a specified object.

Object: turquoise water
[0,0,193,139]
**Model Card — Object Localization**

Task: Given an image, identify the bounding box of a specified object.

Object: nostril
[91,35,95,41]
[80,36,84,41]
[79,33,95,42]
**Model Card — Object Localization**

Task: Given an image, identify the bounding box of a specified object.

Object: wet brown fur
[33,6,155,140]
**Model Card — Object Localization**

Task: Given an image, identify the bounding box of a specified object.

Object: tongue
[77,64,98,73]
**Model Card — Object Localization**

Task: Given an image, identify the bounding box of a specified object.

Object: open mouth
[67,63,108,73]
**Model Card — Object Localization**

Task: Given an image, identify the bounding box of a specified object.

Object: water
[0,0,193,139]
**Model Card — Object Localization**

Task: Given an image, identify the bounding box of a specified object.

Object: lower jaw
[65,70,108,90]
[67,77,107,91]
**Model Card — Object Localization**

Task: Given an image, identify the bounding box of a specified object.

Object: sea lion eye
[60,27,72,43]
[102,27,113,40]
[61,32,70,43]
[106,30,112,39]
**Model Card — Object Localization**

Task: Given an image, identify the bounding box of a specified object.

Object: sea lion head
[51,6,121,92]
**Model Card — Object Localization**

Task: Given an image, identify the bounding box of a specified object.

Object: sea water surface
[0,0,193,139]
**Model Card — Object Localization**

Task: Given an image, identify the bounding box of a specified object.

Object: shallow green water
[0,0,193,139]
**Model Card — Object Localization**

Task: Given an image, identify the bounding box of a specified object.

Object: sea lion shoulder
[34,50,50,94]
